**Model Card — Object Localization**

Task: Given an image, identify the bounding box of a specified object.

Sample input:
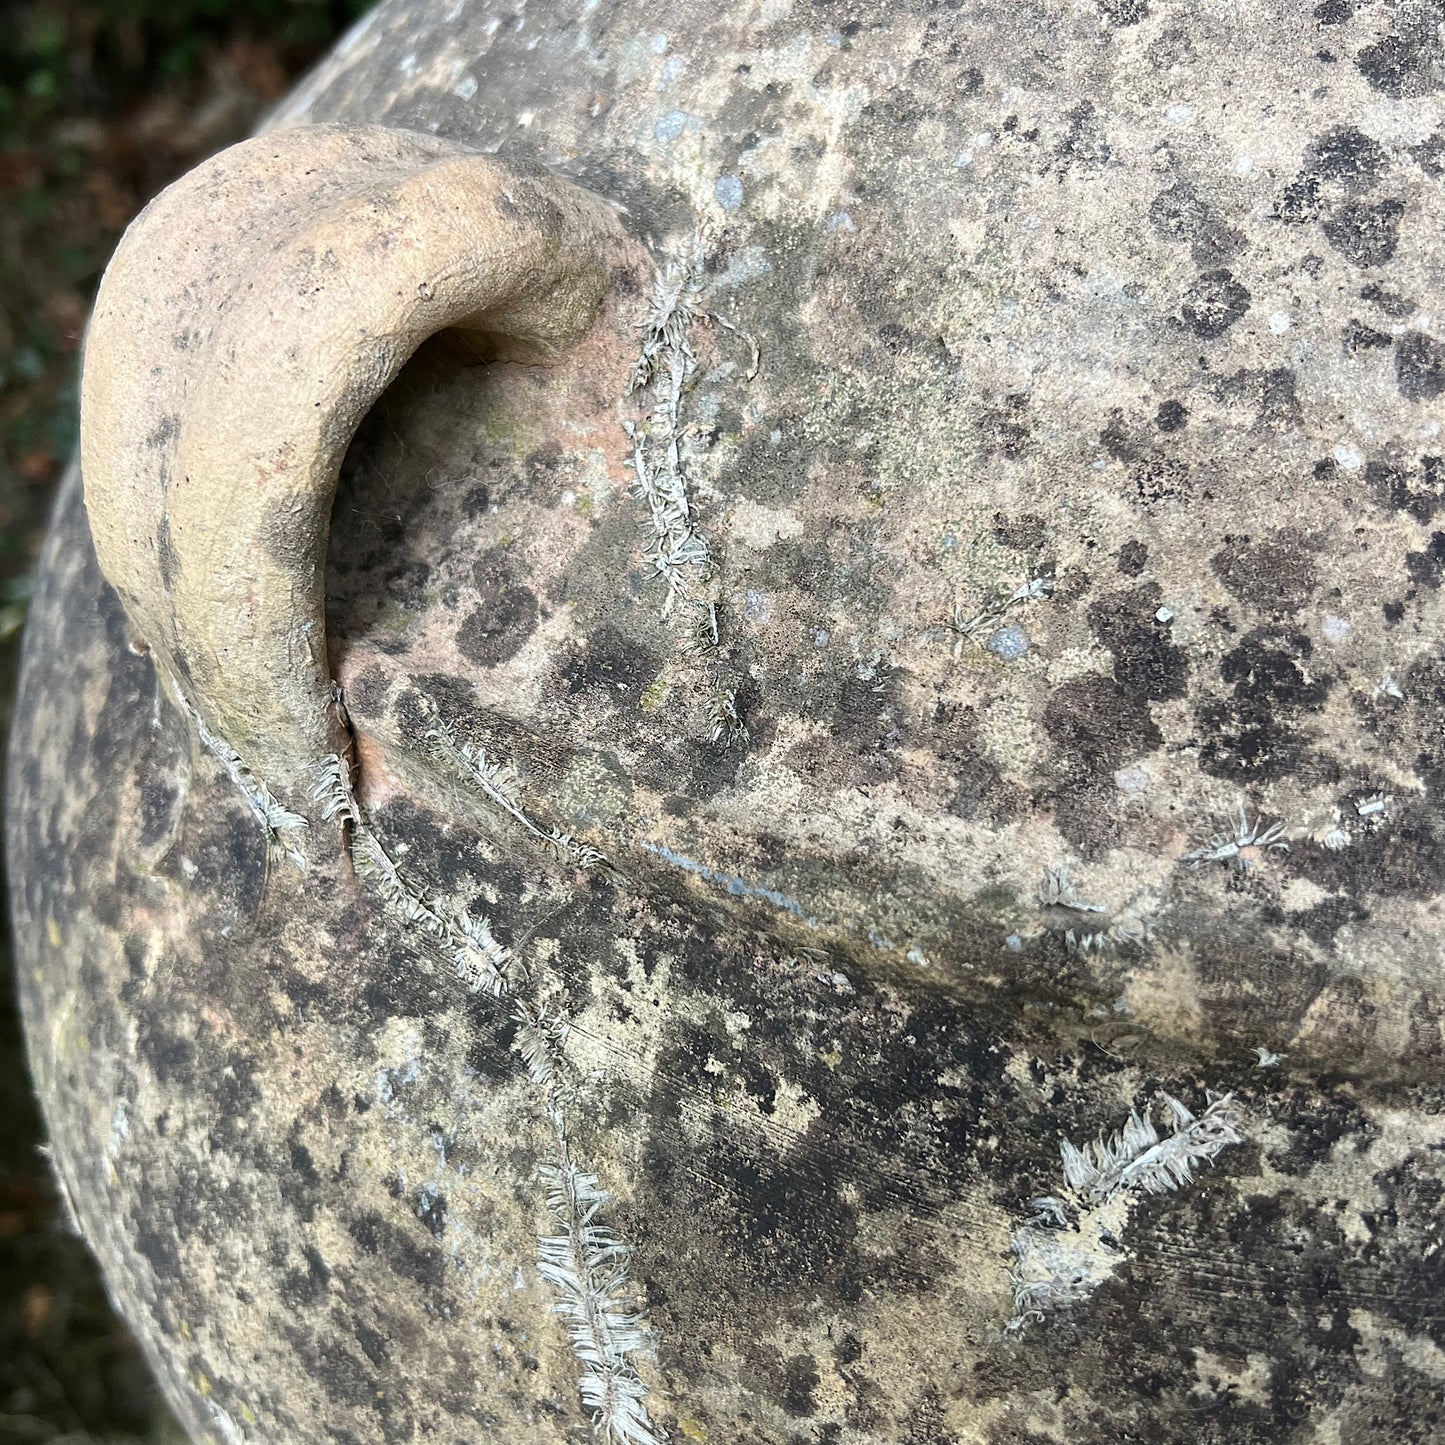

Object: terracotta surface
[9,2,1445,1442]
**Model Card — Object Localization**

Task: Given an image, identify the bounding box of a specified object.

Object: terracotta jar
[9,2,1445,1442]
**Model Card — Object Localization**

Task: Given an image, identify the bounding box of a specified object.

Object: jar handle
[81,122,628,813]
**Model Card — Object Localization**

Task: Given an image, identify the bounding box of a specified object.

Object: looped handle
[81,123,627,804]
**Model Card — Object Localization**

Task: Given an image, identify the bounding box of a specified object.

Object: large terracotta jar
[9,2,1445,1441]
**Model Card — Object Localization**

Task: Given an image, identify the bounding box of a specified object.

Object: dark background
[0,3,367,1437]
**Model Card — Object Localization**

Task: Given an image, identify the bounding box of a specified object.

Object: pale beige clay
[80,122,628,806]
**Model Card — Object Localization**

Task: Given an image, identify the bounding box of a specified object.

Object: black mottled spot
[1181,269,1251,339]
[782,1354,820,1416]
[416,1188,447,1239]
[1361,281,1417,317]
[1396,332,1445,400]
[1291,893,1369,948]
[346,664,390,719]
[156,514,180,591]
[284,1327,375,1407]
[346,1210,448,1291]
[282,1243,332,1307]
[1197,627,1332,782]
[1367,457,1445,522]
[1147,183,1242,266]
[1304,125,1389,192]
[136,763,179,849]
[1118,539,1148,575]
[978,393,1031,460]
[455,550,539,667]
[352,1317,390,1368]
[1277,173,1322,223]
[992,511,1047,551]
[1211,536,1318,614]
[1356,5,1445,98]
[1098,0,1148,22]
[1155,399,1188,432]
[1086,584,1189,701]
[1343,318,1394,353]
[1406,531,1445,588]
[562,625,661,709]
[133,1217,182,1282]
[1045,675,1162,775]
[1322,198,1405,267]
[282,1137,322,1223]
[1315,0,1356,19]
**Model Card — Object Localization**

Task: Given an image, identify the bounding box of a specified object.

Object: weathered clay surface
[11,1,1445,1443]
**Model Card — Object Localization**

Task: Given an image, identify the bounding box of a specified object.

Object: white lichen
[428,720,610,874]
[193,707,307,869]
[706,687,748,746]
[1008,1091,1245,1333]
[313,752,516,996]
[538,1109,667,1445]
[1181,805,1290,867]
[1354,791,1392,819]
[1060,1091,1243,1201]
[1037,868,1146,956]
[626,232,713,617]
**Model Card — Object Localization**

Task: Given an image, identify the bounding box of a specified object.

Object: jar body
[10,2,1445,1441]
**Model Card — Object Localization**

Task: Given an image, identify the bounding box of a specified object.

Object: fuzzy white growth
[1038,867,1106,913]
[680,601,720,657]
[1181,804,1289,867]
[429,721,610,874]
[626,233,712,617]
[316,750,514,993]
[706,688,748,747]
[453,910,514,997]
[1038,869,1144,955]
[1008,1092,1245,1333]
[1064,919,1145,957]
[311,753,361,828]
[193,709,307,868]
[1061,1092,1243,1201]
[1311,810,1352,850]
[314,728,665,1443]
[538,1112,666,1445]
[949,574,1053,656]
[514,998,574,1092]
[352,828,446,937]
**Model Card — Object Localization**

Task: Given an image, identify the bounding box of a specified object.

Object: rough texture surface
[11,1,1445,1442]
[81,122,630,801]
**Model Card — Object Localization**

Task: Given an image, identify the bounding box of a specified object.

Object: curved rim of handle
[80,122,628,812]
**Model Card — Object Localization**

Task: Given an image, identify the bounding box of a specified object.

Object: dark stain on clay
[1180,268,1251,339]
[456,548,540,667]
[1148,181,1244,267]
[1355,2,1445,99]
[1322,197,1406,267]
[1211,535,1319,614]
[1086,583,1189,702]
[1197,626,1333,782]
[1396,331,1445,400]
[560,624,661,709]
